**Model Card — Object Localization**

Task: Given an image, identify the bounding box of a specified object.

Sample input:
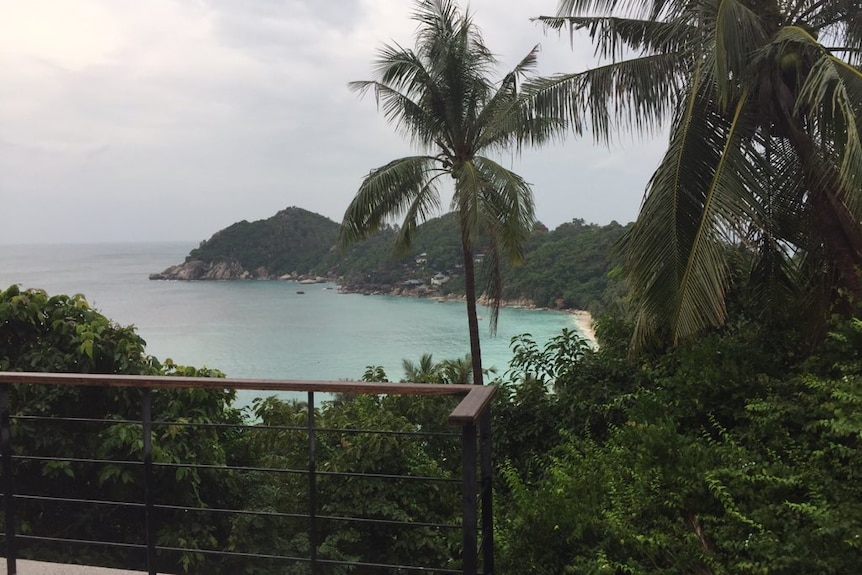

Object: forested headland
[150,207,628,316]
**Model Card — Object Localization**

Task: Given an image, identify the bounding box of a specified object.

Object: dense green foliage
[4,276,862,573]
[0,285,240,572]
[495,314,862,574]
[502,219,628,313]
[188,207,340,277]
[340,214,627,315]
[337,213,464,292]
[534,0,862,348]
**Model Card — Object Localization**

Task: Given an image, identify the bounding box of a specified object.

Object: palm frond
[474,46,568,152]
[394,171,452,252]
[808,0,862,65]
[523,51,687,142]
[473,45,539,134]
[471,156,537,334]
[554,0,681,20]
[451,161,484,243]
[339,156,440,249]
[747,136,810,250]
[538,15,696,61]
[627,76,762,346]
[713,0,767,109]
[480,226,503,334]
[798,53,862,214]
[349,81,446,151]
[370,44,434,99]
[471,156,536,264]
[669,92,759,341]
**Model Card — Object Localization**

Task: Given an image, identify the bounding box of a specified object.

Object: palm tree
[340,0,563,385]
[531,0,862,349]
[439,354,475,384]
[402,353,442,383]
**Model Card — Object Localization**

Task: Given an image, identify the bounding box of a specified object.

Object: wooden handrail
[0,372,496,425]
[448,385,496,424]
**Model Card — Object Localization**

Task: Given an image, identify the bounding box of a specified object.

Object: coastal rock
[149,260,209,280]
[150,259,259,281]
[477,294,536,308]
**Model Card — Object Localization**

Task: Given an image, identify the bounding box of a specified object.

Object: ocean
[0,242,578,384]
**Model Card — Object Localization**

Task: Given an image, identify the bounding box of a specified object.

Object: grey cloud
[0,0,666,245]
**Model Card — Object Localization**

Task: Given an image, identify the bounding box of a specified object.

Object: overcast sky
[0,0,667,245]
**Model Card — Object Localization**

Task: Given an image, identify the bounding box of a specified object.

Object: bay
[0,242,578,382]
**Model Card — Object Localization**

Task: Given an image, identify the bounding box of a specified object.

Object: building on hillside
[431,273,449,286]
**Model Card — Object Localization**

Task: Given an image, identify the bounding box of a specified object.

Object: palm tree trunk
[461,224,495,574]
[461,238,485,386]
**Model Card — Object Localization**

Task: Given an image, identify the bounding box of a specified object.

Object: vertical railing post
[142,388,157,575]
[308,391,319,575]
[0,385,16,575]
[461,421,478,575]
[479,409,493,575]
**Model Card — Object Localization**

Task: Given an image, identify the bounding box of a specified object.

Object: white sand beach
[571,310,598,348]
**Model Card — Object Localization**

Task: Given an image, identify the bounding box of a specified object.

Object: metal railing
[0,373,495,575]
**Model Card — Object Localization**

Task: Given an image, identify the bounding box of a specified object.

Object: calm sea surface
[0,242,577,383]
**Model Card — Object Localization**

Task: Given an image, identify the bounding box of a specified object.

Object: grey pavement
[0,559,144,574]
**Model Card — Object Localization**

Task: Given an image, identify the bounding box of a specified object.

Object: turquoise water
[0,242,577,382]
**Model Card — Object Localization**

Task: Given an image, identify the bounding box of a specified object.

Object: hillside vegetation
[188,206,340,277]
[153,207,627,314]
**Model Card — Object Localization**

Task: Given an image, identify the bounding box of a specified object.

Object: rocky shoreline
[148,259,333,283]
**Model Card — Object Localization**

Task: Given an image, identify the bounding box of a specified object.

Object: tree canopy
[533,0,862,349]
[340,0,566,385]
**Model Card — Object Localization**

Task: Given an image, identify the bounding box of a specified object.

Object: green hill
[152,207,628,314]
[189,206,339,276]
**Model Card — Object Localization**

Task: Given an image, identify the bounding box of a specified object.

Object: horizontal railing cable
[316,513,460,530]
[6,456,461,482]
[4,495,464,531]
[10,534,145,551]
[153,503,462,530]
[11,415,461,440]
[155,545,310,563]
[316,557,462,574]
[12,493,144,509]
[11,455,142,467]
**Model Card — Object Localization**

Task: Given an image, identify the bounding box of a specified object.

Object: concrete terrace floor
[0,559,144,574]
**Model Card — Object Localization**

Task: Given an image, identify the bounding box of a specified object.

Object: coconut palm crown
[340,0,564,385]
[531,0,862,349]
